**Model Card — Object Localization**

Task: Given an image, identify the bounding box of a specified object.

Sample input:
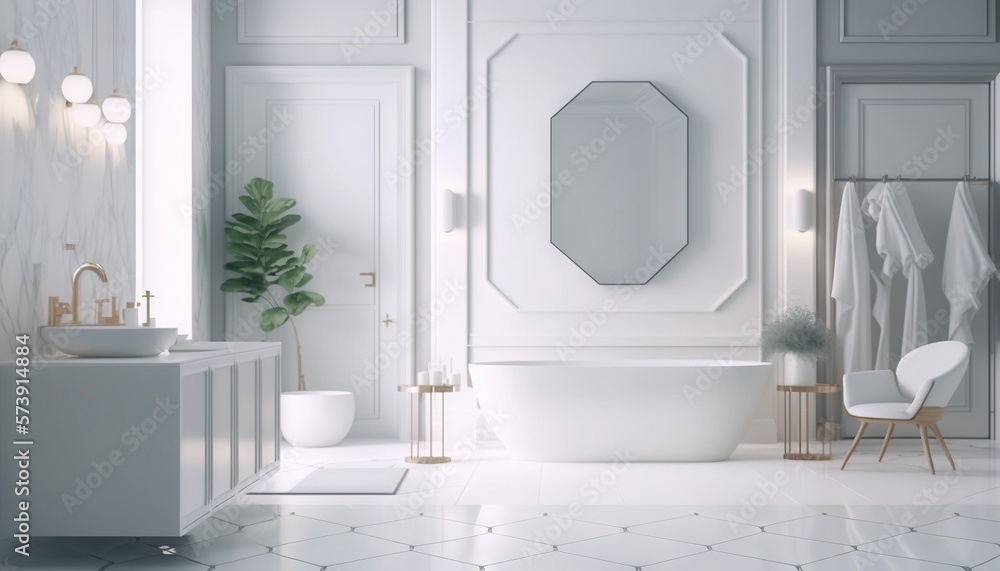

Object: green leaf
[263,248,295,266]
[225,221,255,234]
[238,194,259,215]
[261,236,287,249]
[225,241,260,261]
[224,227,258,245]
[299,243,318,265]
[262,197,296,224]
[241,296,260,303]
[224,260,265,275]
[266,214,302,236]
[245,178,274,202]
[277,267,306,292]
[221,276,268,295]
[259,307,289,331]
[232,212,262,230]
[296,273,314,288]
[300,291,325,306]
[283,291,325,316]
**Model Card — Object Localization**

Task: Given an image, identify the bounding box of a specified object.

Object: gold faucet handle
[48,296,71,325]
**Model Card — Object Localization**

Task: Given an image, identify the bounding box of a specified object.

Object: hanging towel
[942,180,998,344]
[831,181,872,374]
[863,181,934,368]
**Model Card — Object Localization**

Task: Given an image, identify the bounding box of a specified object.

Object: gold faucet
[71,262,108,325]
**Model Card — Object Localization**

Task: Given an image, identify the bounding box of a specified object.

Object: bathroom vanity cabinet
[0,342,281,537]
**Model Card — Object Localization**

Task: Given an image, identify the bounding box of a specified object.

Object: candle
[417,371,430,386]
[429,370,443,386]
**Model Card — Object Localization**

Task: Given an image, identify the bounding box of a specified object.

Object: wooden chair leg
[878,423,895,462]
[841,421,868,470]
[918,424,935,475]
[929,423,956,471]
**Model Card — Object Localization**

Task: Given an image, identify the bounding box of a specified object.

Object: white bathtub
[468,360,773,462]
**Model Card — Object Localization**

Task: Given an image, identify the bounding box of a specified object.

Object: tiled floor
[3,438,998,569]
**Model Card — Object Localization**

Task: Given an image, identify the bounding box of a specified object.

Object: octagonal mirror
[550,81,688,285]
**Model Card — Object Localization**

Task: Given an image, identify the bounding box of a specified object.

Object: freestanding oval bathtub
[468,360,773,462]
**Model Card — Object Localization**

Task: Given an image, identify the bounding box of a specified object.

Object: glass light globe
[72,98,102,128]
[61,67,93,103]
[102,122,127,145]
[0,41,36,84]
[101,89,131,123]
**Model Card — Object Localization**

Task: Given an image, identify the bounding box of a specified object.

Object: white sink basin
[42,326,179,358]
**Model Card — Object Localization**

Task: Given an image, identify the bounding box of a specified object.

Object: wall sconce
[439,188,455,233]
[0,40,36,84]
[788,188,813,232]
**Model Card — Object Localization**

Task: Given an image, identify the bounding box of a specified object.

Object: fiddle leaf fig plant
[221,177,326,391]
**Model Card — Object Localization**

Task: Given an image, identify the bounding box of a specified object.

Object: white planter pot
[280,391,355,447]
[784,354,817,386]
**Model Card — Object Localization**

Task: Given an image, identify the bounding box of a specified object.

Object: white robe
[831,182,872,374]
[863,181,933,369]
[943,180,998,344]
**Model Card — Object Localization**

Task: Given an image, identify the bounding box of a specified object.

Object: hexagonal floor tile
[765,514,906,546]
[213,552,320,570]
[856,532,1000,568]
[415,533,547,567]
[645,551,797,570]
[171,532,268,566]
[356,515,487,546]
[558,531,706,567]
[273,531,408,566]
[630,515,760,546]
[713,533,852,567]
[329,551,479,570]
[492,515,622,546]
[241,514,349,547]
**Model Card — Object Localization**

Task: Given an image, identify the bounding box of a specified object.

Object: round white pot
[280,391,355,447]
[784,353,817,386]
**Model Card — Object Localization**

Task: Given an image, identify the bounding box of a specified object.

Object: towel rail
[833,175,989,183]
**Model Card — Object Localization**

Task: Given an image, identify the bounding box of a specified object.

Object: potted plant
[222,177,355,447]
[761,305,835,386]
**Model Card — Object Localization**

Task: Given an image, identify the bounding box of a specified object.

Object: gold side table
[398,384,460,464]
[778,383,841,460]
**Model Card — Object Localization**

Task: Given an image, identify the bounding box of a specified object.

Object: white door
[225,66,414,438]
[835,82,991,438]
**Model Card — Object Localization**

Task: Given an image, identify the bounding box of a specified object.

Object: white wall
[0,0,136,358]
[816,0,1000,441]
[433,0,819,444]
[209,0,432,376]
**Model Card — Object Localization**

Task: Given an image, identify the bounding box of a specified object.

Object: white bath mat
[249,468,408,495]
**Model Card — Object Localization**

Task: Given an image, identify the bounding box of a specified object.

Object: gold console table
[778,383,841,460]
[398,384,460,464]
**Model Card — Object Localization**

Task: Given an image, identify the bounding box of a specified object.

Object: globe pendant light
[62,66,93,103]
[0,40,36,84]
[102,88,131,123]
[101,121,127,145]
[73,97,102,128]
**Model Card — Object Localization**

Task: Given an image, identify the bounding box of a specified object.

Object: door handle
[360,272,376,288]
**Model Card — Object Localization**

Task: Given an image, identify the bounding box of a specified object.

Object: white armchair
[840,341,970,474]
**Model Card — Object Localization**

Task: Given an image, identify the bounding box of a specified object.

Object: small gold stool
[778,383,841,460]
[398,384,460,464]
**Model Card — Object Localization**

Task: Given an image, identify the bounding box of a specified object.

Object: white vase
[784,353,817,386]
[280,391,355,447]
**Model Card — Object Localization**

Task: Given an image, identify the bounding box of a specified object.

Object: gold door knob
[360,272,376,288]
[382,314,393,328]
